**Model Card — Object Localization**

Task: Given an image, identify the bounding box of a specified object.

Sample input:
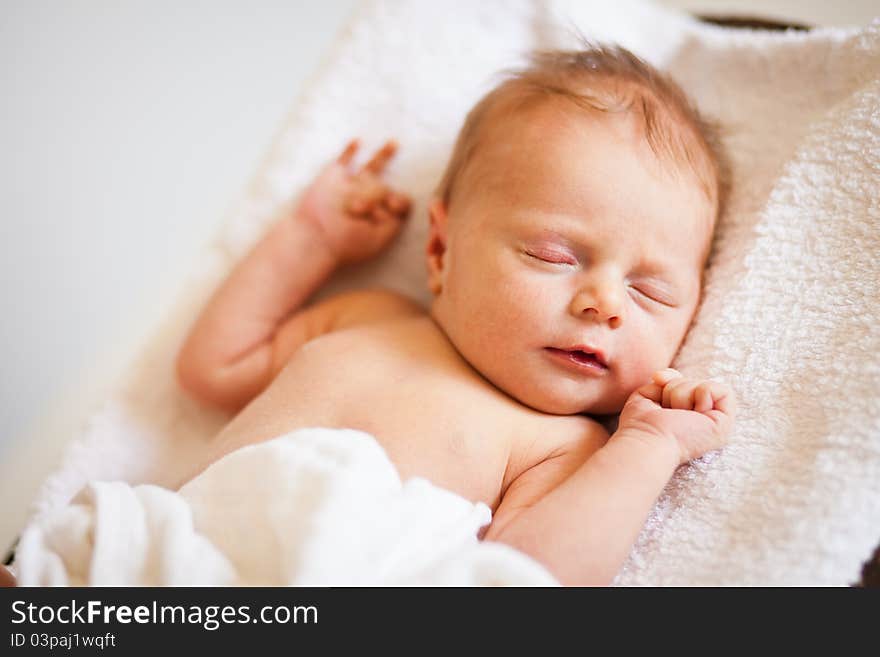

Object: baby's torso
[207,313,599,511]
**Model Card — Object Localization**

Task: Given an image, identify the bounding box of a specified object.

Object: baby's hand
[295,139,412,266]
[616,369,736,466]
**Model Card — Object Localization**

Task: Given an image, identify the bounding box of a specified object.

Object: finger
[662,378,696,410]
[635,382,664,405]
[363,140,398,174]
[370,204,397,225]
[670,381,697,410]
[363,208,405,250]
[694,383,714,413]
[383,191,411,215]
[337,139,360,166]
[708,383,736,416]
[346,180,389,214]
[652,368,682,386]
[345,195,370,215]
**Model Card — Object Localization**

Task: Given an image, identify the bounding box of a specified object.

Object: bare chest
[210,318,557,509]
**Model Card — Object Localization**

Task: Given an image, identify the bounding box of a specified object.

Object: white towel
[16,428,557,586]
[21,0,880,585]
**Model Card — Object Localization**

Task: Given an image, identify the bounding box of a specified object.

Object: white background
[1,0,877,551]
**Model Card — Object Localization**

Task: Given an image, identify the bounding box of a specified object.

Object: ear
[425,198,449,296]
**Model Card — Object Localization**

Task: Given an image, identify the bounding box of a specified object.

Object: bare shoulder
[279,286,425,355]
[306,287,426,333]
[267,287,425,380]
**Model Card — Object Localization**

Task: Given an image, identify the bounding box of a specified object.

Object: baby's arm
[484,424,676,586]
[176,140,410,413]
[484,370,735,586]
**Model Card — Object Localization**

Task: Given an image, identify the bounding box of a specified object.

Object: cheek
[617,312,691,382]
[449,251,549,327]
[482,267,561,341]
[620,341,663,386]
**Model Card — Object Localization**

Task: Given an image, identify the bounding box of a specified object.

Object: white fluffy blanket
[16,429,556,585]
[16,0,880,585]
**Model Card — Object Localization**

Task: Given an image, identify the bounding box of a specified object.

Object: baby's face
[429,102,714,415]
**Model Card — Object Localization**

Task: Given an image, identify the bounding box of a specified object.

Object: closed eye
[628,285,676,307]
[523,248,577,266]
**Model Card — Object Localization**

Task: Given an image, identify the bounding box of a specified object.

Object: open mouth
[566,349,606,368]
[545,347,609,373]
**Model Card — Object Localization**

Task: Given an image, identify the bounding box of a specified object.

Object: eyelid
[629,282,677,307]
[523,244,578,265]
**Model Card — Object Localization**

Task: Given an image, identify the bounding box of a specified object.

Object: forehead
[460,101,713,269]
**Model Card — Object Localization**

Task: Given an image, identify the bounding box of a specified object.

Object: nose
[570,277,625,329]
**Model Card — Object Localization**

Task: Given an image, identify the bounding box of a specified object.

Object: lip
[565,344,608,368]
[544,346,609,376]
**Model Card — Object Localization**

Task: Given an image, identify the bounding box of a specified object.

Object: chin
[512,385,621,416]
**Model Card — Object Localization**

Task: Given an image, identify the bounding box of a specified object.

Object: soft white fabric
[19,0,880,585]
[16,428,557,585]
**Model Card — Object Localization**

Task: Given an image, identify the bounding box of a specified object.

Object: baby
[176,44,735,586]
